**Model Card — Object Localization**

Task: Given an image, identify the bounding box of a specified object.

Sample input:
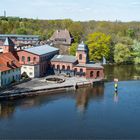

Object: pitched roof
[51,55,77,63]
[50,29,72,45]
[3,37,15,47]
[76,63,104,69]
[24,45,59,55]
[0,52,21,72]
[0,34,39,38]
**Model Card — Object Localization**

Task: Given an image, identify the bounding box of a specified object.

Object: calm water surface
[1,65,140,139]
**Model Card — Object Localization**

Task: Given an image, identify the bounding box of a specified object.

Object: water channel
[0,65,140,139]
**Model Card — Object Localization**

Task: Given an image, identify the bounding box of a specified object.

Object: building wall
[73,66,87,77]
[17,51,40,65]
[1,68,21,87]
[21,64,40,78]
[76,51,87,64]
[0,72,1,87]
[18,50,59,77]
[51,62,74,70]
[85,68,104,79]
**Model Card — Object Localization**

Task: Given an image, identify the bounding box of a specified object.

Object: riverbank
[0,76,103,100]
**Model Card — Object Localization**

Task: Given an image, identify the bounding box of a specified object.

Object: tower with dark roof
[3,37,15,53]
[76,42,89,64]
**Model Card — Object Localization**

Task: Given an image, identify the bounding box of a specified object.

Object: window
[67,66,70,70]
[33,57,36,62]
[62,65,65,70]
[27,57,31,62]
[53,64,55,68]
[80,68,83,73]
[29,72,33,76]
[90,71,94,77]
[96,71,100,78]
[74,68,77,72]
[24,67,27,69]
[79,54,82,60]
[22,56,25,62]
[57,65,60,70]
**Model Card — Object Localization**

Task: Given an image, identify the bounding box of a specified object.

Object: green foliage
[16,28,27,34]
[86,32,111,61]
[68,22,84,43]
[69,43,78,56]
[114,43,131,64]
[132,40,140,64]
[1,17,140,63]
[127,29,135,38]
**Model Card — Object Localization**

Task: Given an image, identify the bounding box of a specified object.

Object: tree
[86,32,111,61]
[114,43,131,64]
[132,40,140,64]
[127,28,135,39]
[69,43,78,56]
[69,22,84,43]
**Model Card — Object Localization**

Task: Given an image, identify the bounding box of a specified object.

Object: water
[0,65,140,139]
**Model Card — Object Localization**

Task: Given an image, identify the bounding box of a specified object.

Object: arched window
[33,57,36,62]
[74,68,77,72]
[79,54,82,60]
[52,64,55,68]
[80,68,83,73]
[67,66,70,70]
[57,65,60,70]
[27,57,30,62]
[22,56,25,62]
[90,71,94,77]
[97,71,100,78]
[62,65,65,70]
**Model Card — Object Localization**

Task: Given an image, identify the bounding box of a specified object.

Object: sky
[0,0,140,21]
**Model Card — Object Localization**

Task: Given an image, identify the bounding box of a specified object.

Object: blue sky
[0,0,140,21]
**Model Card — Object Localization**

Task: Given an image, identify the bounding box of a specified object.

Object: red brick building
[0,38,21,87]
[51,42,104,79]
[17,45,59,78]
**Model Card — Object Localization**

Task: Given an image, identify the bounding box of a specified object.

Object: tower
[4,10,6,17]
[76,42,89,64]
[3,37,15,53]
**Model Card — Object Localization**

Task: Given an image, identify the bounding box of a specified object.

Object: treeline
[1,16,140,64]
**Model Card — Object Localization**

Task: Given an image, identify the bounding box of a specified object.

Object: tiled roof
[3,37,15,47]
[0,34,39,38]
[76,63,104,69]
[24,45,59,55]
[0,52,21,72]
[50,29,72,45]
[51,55,77,63]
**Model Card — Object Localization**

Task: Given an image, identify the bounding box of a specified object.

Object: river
[0,65,140,139]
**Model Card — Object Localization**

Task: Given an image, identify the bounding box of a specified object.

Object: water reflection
[0,102,15,119]
[0,84,105,119]
[114,92,119,103]
[76,83,104,113]
[105,65,140,81]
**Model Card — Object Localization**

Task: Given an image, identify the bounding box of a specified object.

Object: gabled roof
[3,37,15,47]
[51,55,77,63]
[50,29,73,45]
[24,45,59,55]
[0,52,21,72]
